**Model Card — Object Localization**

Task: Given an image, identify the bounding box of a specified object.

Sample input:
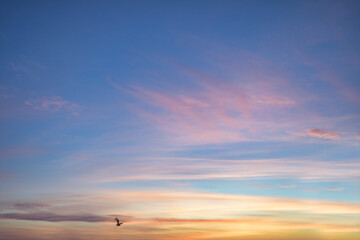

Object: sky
[0,0,359,239]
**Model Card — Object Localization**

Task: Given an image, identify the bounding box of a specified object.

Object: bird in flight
[114,217,123,227]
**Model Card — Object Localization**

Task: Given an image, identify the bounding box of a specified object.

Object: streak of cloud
[24,96,80,115]
[326,187,343,191]
[0,212,109,223]
[12,202,49,210]
[280,184,297,188]
[355,134,360,140]
[82,158,360,183]
[112,60,304,144]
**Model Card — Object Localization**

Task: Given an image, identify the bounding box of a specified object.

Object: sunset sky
[0,0,359,239]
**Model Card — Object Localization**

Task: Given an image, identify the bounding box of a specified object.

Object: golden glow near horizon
[1,189,359,239]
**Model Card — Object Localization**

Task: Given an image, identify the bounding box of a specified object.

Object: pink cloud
[114,64,301,144]
[306,128,340,140]
[112,51,356,146]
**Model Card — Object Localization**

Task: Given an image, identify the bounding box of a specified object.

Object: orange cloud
[306,128,339,140]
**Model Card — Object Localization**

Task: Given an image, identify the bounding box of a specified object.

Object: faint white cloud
[7,56,46,82]
[326,187,343,191]
[247,183,274,189]
[8,62,29,73]
[280,184,296,188]
[0,86,9,99]
[79,157,360,183]
[256,96,295,105]
[8,61,41,81]
[25,96,80,115]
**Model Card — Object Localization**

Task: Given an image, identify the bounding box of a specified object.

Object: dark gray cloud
[12,202,48,210]
[0,212,109,222]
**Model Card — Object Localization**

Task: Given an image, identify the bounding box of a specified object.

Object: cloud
[2,189,358,240]
[115,83,248,144]
[7,60,42,81]
[256,96,295,105]
[24,96,80,115]
[82,158,360,183]
[1,213,359,240]
[8,62,30,74]
[0,212,109,223]
[325,187,343,191]
[151,218,243,223]
[111,51,358,146]
[2,191,358,226]
[148,217,359,233]
[280,184,297,188]
[43,189,360,219]
[304,60,360,105]
[12,202,48,210]
[306,128,340,140]
[247,183,274,189]
[111,56,305,145]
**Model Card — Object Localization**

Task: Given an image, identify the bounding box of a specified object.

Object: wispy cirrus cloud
[300,57,360,105]
[112,63,301,145]
[7,57,45,81]
[81,157,360,183]
[25,96,80,115]
[112,52,356,146]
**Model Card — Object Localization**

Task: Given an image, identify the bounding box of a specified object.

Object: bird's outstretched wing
[114,217,123,226]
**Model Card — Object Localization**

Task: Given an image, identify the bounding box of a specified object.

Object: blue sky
[0,1,359,239]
